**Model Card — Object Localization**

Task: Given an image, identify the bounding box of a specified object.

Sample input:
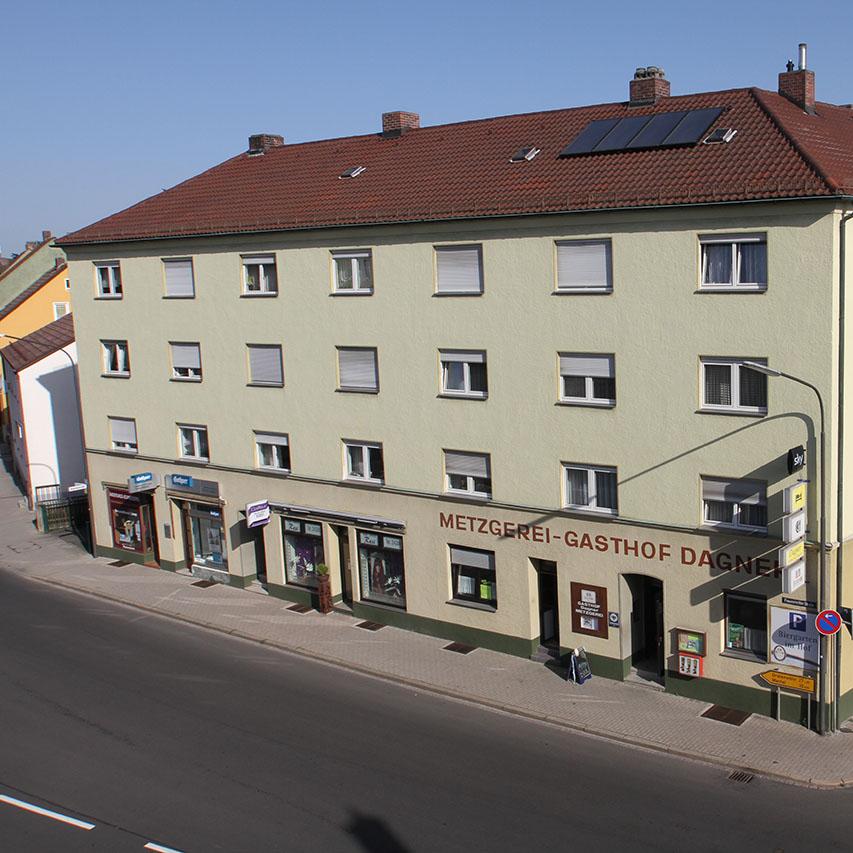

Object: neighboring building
[58,50,853,726]
[0,231,64,308]
[0,258,72,438]
[1,314,84,507]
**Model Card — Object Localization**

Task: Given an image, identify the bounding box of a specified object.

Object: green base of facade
[228,574,257,589]
[352,601,539,658]
[267,583,314,607]
[95,544,157,566]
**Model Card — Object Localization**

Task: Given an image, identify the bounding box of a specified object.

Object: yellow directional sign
[779,539,805,568]
[759,670,816,694]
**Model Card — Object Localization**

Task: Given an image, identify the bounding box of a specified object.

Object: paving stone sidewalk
[2,467,851,788]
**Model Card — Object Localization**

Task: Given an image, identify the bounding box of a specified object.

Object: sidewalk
[2,468,851,788]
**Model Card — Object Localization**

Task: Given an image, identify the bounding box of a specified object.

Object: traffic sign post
[816,609,842,636]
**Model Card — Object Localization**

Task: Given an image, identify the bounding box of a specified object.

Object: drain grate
[109,560,129,567]
[287,603,312,613]
[356,620,385,631]
[192,579,217,588]
[701,704,752,726]
[728,770,755,784]
[444,642,477,654]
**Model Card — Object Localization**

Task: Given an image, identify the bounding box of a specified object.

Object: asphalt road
[1,567,852,853]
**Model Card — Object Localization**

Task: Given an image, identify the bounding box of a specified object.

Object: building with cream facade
[58,54,853,728]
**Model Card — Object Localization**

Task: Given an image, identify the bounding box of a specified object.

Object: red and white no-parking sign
[815,609,843,636]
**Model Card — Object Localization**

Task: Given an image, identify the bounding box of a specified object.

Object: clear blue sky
[1,0,850,254]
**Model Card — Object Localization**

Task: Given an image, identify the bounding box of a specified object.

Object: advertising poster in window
[358,531,406,607]
[570,582,608,638]
[769,606,819,669]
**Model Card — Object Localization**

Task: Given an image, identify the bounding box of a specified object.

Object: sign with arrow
[759,670,816,694]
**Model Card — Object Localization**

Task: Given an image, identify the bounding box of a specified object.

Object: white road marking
[144,842,185,853]
[0,794,95,830]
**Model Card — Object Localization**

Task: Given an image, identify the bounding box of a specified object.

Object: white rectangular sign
[782,560,806,594]
[783,510,806,544]
[769,606,819,669]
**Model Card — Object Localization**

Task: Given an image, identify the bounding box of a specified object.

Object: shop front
[106,487,158,564]
[357,530,406,608]
[165,474,228,580]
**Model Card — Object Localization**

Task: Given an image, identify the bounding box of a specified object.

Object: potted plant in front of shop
[315,563,333,615]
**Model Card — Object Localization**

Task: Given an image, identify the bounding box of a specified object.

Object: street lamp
[741,361,828,734]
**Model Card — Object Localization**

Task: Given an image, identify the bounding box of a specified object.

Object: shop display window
[283,519,324,587]
[108,488,154,555]
[188,504,227,570]
[724,593,766,659]
[450,546,497,608]
[358,531,406,608]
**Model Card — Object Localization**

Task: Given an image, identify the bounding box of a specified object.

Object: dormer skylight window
[340,166,366,179]
[510,146,541,163]
[703,127,737,144]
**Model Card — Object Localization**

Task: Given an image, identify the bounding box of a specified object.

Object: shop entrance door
[535,560,559,649]
[625,575,664,683]
[334,526,353,605]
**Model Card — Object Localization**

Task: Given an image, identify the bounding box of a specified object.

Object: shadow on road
[346,810,410,853]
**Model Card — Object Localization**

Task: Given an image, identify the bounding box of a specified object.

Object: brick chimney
[248,133,285,154]
[629,67,670,106]
[42,230,52,241]
[382,111,420,137]
[778,43,815,113]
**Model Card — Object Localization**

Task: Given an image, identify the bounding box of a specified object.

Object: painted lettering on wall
[438,512,780,576]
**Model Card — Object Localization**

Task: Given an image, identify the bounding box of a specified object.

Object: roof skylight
[340,166,366,179]
[510,146,541,163]
[703,127,738,144]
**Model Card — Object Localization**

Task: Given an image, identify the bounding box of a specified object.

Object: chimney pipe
[798,42,807,70]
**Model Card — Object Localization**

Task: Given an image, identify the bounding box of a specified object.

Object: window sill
[102,373,131,380]
[696,408,766,418]
[330,290,373,297]
[178,456,210,464]
[437,393,488,401]
[111,448,138,455]
[257,467,291,476]
[695,286,767,294]
[343,477,384,488]
[446,598,497,613]
[336,387,379,395]
[562,505,617,517]
[247,383,284,388]
[171,377,202,383]
[556,399,615,408]
[720,649,767,663]
[240,292,278,298]
[162,295,195,300]
[432,291,484,297]
[94,295,123,300]
[445,490,491,502]
[551,289,612,296]
[701,523,768,537]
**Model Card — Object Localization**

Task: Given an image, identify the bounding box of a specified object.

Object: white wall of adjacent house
[18,343,84,504]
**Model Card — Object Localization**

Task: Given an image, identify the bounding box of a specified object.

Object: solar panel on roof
[625,111,690,148]
[559,118,620,157]
[594,114,654,151]
[662,108,723,146]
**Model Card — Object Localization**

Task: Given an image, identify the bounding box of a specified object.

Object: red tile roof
[57,87,853,247]
[1,313,75,373]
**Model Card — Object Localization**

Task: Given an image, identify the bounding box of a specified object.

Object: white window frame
[444,451,492,499]
[701,477,768,533]
[700,358,767,415]
[95,262,122,298]
[332,250,373,294]
[178,424,209,461]
[53,301,70,320]
[439,350,488,398]
[558,353,615,406]
[241,255,278,295]
[700,234,767,291]
[109,417,138,453]
[343,441,384,484]
[562,463,618,515]
[555,239,613,293]
[170,342,202,382]
[101,340,130,377]
[255,432,290,472]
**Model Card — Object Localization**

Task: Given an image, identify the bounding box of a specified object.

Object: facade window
[556,240,612,292]
[178,424,209,461]
[435,245,483,294]
[337,347,379,392]
[242,255,278,294]
[450,546,497,608]
[333,250,373,293]
[702,477,767,532]
[247,344,284,386]
[701,234,767,290]
[163,258,195,297]
[283,518,324,587]
[187,504,227,571]
[64,278,71,290]
[95,262,122,298]
[559,354,615,405]
[701,358,767,414]
[170,342,202,381]
[563,464,617,514]
[439,350,487,398]
[53,302,70,320]
[109,417,138,452]
[16,422,23,440]
[444,450,491,498]
[344,441,384,483]
[102,340,130,376]
[255,432,290,471]
[358,530,406,607]
[725,593,767,660]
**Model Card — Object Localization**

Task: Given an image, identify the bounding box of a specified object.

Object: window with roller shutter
[163,258,195,298]
[337,347,378,392]
[444,450,491,498]
[247,344,284,387]
[555,240,612,292]
[435,245,483,294]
